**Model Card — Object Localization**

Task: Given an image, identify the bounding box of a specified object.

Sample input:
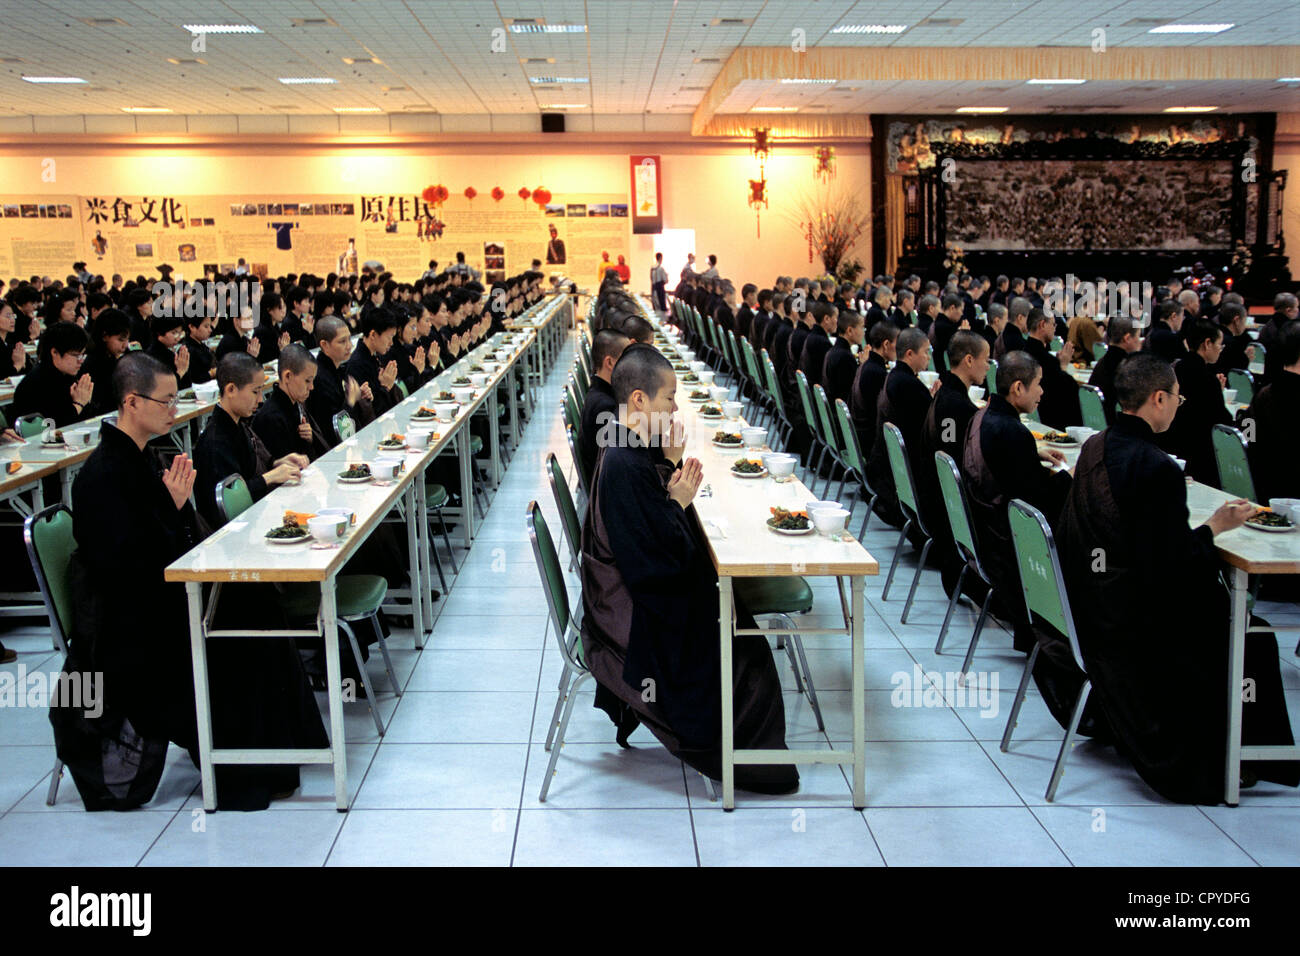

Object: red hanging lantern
[518,186,531,207]
[432,184,449,205]
[532,187,552,206]
[748,177,768,239]
[491,186,505,202]
[464,186,478,202]
[421,185,438,203]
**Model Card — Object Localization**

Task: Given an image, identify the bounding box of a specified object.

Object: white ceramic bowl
[709,385,730,403]
[697,369,716,386]
[307,514,348,543]
[722,400,744,420]
[435,403,457,422]
[741,426,767,448]
[481,362,498,374]
[407,428,434,449]
[763,454,797,479]
[453,387,475,403]
[1269,498,1300,524]
[812,508,850,536]
[680,349,695,363]
[469,373,489,387]
[318,507,355,528]
[967,386,985,403]
[495,351,511,362]
[1223,388,1238,404]
[1064,426,1095,443]
[806,500,841,515]
[370,459,402,481]
[690,360,707,373]
[194,381,219,402]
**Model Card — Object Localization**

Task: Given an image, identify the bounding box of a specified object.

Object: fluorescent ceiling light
[752,106,798,112]
[530,76,588,84]
[342,57,382,65]
[333,107,381,113]
[780,79,836,84]
[22,75,86,83]
[183,24,262,34]
[1279,77,1300,82]
[539,103,587,109]
[1148,23,1233,34]
[121,107,171,113]
[831,24,907,34]
[1027,78,1086,84]
[279,77,337,84]
[510,24,586,33]
[1164,106,1217,113]
[956,106,1009,113]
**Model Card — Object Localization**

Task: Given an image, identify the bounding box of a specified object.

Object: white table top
[163,314,544,583]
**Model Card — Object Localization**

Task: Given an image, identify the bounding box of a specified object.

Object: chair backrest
[985,359,998,397]
[761,351,787,417]
[0,408,7,430]
[883,422,924,530]
[1025,406,1040,424]
[23,504,75,656]
[333,410,356,441]
[216,473,253,524]
[1007,498,1085,671]
[566,424,590,498]
[1049,336,1064,354]
[1091,341,1107,362]
[562,383,581,435]
[741,336,762,384]
[794,370,820,440]
[934,451,982,575]
[546,452,583,566]
[396,380,410,400]
[726,329,743,374]
[812,384,842,456]
[1077,384,1107,431]
[526,502,584,670]
[834,398,867,476]
[573,357,591,396]
[1212,424,1256,500]
[16,413,45,438]
[1226,368,1253,406]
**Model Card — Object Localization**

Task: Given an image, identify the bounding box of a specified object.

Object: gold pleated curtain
[884,176,905,278]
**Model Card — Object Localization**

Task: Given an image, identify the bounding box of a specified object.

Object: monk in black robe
[12,321,95,427]
[1058,353,1297,802]
[1024,310,1082,428]
[797,302,836,391]
[1244,319,1300,501]
[961,351,1100,733]
[850,322,896,457]
[251,344,331,462]
[580,346,797,793]
[821,310,863,410]
[342,311,402,415]
[866,328,935,529]
[60,352,326,810]
[579,329,631,485]
[1087,317,1140,424]
[1163,320,1233,486]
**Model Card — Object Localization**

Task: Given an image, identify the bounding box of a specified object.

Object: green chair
[423,479,458,588]
[927,351,937,373]
[395,380,410,400]
[562,383,582,438]
[216,474,399,736]
[1049,336,1064,354]
[985,360,998,398]
[1249,341,1266,375]
[1000,498,1094,802]
[528,501,594,801]
[834,398,877,536]
[933,452,995,673]
[1212,424,1256,501]
[740,337,771,427]
[732,575,824,731]
[16,413,45,439]
[22,504,75,805]
[1077,384,1108,432]
[794,371,829,488]
[546,452,583,573]
[761,351,793,451]
[812,384,850,501]
[572,358,591,403]
[880,422,932,623]
[1091,341,1107,363]
[1226,368,1254,407]
[332,410,356,442]
[566,424,590,503]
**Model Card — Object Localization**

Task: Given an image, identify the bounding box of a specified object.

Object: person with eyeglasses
[56,351,328,810]
[11,319,95,426]
[1057,353,1297,802]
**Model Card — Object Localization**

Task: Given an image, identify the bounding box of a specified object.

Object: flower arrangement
[784,188,872,278]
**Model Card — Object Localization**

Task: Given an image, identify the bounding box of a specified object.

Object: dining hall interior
[0,0,1299,879]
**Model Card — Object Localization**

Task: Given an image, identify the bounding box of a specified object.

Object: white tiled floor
[2,328,1298,866]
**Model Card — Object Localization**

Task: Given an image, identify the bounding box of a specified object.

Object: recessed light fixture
[830,24,907,34]
[342,57,382,65]
[22,76,87,83]
[121,107,171,113]
[752,106,798,112]
[956,106,1009,113]
[780,78,836,84]
[167,57,207,65]
[1164,106,1218,113]
[333,106,382,113]
[538,103,587,108]
[1279,77,1300,82]
[509,20,586,34]
[183,24,262,34]
[278,77,337,84]
[530,77,589,84]
[1148,23,1233,34]
[1027,78,1086,85]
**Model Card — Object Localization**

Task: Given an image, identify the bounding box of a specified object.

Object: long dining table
[164,297,566,812]
[641,299,880,810]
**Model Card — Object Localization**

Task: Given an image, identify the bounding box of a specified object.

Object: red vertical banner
[630,155,663,235]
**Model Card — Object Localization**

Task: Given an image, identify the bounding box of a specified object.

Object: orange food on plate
[769,506,808,518]
[283,510,317,527]
[5,461,20,475]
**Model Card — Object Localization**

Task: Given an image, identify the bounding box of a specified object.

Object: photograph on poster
[610,203,628,217]
[484,242,504,255]
[566,203,586,217]
[588,203,609,217]
[544,203,565,217]
[135,243,153,257]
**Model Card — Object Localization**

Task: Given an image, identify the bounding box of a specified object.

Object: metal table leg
[851,574,866,809]
[1224,566,1248,806]
[720,574,735,810]
[415,468,434,646]
[320,576,349,811]
[187,582,218,812]
[487,390,502,488]
[403,481,424,643]
[457,427,474,547]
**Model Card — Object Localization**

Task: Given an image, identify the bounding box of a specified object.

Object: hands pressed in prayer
[1057,341,1075,368]
[303,314,314,335]
[344,375,361,407]
[278,331,291,350]
[379,360,399,391]
[667,456,704,509]
[246,336,261,358]
[70,373,93,408]
[427,340,440,366]
[662,419,687,465]
[413,346,427,373]
[175,344,191,377]
[10,340,24,372]
[1216,372,1228,389]
[162,453,196,510]
[359,381,374,403]
[1204,499,1256,536]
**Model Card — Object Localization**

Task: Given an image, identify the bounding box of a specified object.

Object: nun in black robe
[580,424,798,794]
[59,422,327,810]
[1057,416,1297,802]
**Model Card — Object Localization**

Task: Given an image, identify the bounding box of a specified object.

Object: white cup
[812,508,850,536]
[307,514,348,543]
[1065,426,1095,443]
[318,507,355,528]
[1269,498,1300,524]
[371,459,402,481]
[741,426,767,448]
[690,360,707,373]
[1223,388,1238,404]
[709,385,729,403]
[435,403,457,422]
[453,387,475,403]
[469,373,489,387]
[763,453,797,479]
[407,429,434,449]
[680,349,695,363]
[722,400,744,420]
[918,370,940,388]
[697,369,716,386]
